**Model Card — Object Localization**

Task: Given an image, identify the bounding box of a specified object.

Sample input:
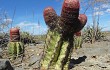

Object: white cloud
[94,11,104,16]
[87,14,92,17]
[106,9,110,13]
[108,21,110,23]
[94,7,99,11]
[101,4,110,8]
[4,18,12,23]
[16,21,39,28]
[16,21,48,35]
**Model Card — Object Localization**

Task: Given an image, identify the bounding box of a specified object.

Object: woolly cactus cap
[10,28,20,34]
[43,7,56,16]
[62,0,80,11]
[10,28,20,42]
[73,14,87,33]
[61,0,80,26]
[78,14,87,25]
[43,7,58,28]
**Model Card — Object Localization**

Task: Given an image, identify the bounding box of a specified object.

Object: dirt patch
[70,40,110,70]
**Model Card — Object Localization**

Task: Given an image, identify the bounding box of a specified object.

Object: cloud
[3,18,12,23]
[87,14,92,17]
[101,4,110,8]
[106,9,110,13]
[16,21,38,28]
[94,11,104,16]
[94,7,99,11]
[108,21,110,23]
[16,21,48,35]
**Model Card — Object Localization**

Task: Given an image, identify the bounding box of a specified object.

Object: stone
[0,59,13,70]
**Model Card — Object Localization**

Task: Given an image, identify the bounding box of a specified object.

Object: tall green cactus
[41,0,87,70]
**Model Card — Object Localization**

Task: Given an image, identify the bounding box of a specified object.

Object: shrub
[82,25,106,43]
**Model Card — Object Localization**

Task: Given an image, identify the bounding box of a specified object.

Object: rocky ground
[71,41,110,70]
[1,44,44,70]
[0,36,110,70]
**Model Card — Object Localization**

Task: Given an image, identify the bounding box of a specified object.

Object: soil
[1,34,110,70]
[70,35,110,70]
[71,41,110,70]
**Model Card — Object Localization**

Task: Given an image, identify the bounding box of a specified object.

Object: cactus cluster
[41,0,87,70]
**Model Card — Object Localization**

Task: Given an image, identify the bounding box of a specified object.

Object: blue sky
[0,0,110,35]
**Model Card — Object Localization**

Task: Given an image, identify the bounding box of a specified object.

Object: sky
[0,0,110,35]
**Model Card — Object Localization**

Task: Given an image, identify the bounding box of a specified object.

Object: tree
[0,9,12,47]
[80,0,110,43]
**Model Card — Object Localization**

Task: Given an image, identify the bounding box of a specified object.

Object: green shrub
[82,26,106,43]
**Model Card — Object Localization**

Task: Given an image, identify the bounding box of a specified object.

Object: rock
[0,48,3,57]
[15,67,24,70]
[0,59,13,70]
[0,48,2,52]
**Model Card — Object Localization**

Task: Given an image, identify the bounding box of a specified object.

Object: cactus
[74,31,82,49]
[8,42,17,59]
[41,0,87,70]
[8,42,24,59]
[8,28,24,59]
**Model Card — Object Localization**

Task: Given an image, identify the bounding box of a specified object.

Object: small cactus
[8,28,24,59]
[74,31,82,49]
